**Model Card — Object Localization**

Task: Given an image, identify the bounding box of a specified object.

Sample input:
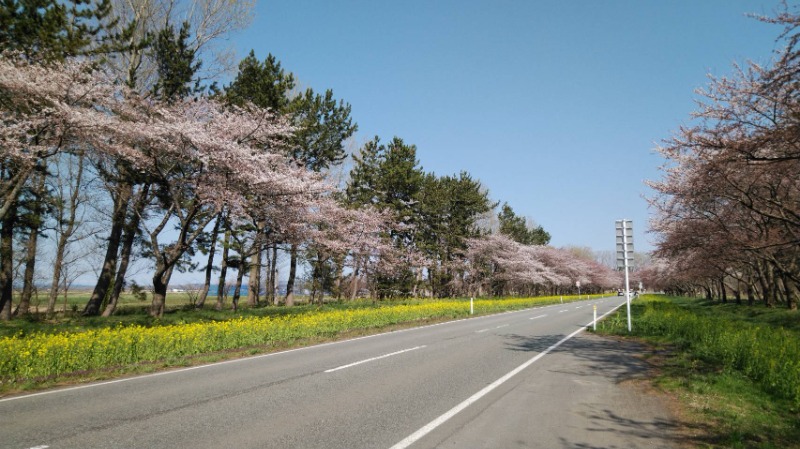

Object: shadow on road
[502,332,711,448]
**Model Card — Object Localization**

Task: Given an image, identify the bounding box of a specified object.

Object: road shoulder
[420,331,681,449]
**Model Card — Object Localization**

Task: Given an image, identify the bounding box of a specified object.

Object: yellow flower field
[0,295,599,383]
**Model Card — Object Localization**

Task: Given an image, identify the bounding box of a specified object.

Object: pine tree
[346,137,425,297]
[288,88,357,171]
[498,203,550,245]
[151,21,200,102]
[223,50,295,110]
[0,0,122,61]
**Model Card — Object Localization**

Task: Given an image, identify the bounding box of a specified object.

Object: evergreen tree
[0,0,122,61]
[151,21,200,102]
[418,172,493,296]
[497,202,550,245]
[345,137,383,206]
[346,136,425,297]
[222,50,295,110]
[288,88,357,171]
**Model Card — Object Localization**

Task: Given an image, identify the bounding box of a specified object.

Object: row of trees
[0,0,622,320]
[645,7,800,309]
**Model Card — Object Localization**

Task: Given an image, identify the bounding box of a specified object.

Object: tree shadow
[504,331,666,382]
[502,332,715,448]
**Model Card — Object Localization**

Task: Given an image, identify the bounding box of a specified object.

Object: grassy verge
[0,294,603,394]
[596,294,800,448]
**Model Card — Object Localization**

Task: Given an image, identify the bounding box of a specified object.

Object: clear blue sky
[231,0,783,253]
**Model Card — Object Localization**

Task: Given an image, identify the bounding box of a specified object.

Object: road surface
[1,297,676,448]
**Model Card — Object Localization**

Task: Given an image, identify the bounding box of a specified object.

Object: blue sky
[231,0,783,253]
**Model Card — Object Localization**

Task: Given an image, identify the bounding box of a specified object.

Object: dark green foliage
[347,136,424,245]
[0,0,122,61]
[223,51,357,171]
[346,136,425,296]
[498,202,550,245]
[288,88,357,171]
[345,136,383,206]
[418,172,493,296]
[223,50,295,111]
[347,137,494,297]
[151,21,200,102]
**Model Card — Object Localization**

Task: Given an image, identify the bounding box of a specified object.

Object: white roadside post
[615,219,635,332]
[593,304,597,331]
[470,297,474,315]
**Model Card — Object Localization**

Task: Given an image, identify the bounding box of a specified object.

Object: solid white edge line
[388,302,624,449]
[325,346,426,373]
[0,297,618,403]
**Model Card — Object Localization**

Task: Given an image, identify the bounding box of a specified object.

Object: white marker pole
[593,305,597,331]
[470,297,474,315]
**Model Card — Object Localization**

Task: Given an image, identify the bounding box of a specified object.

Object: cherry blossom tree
[648,7,800,308]
[0,55,154,319]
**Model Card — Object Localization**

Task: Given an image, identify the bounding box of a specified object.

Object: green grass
[597,294,800,448]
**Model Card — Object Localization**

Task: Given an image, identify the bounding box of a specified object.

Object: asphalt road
[1,297,676,449]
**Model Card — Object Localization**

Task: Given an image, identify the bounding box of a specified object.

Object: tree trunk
[83,181,132,316]
[733,278,742,305]
[46,238,67,317]
[151,270,168,318]
[285,244,297,306]
[16,220,39,316]
[232,258,246,312]
[270,244,278,305]
[350,256,361,301]
[264,245,272,305]
[197,212,222,309]
[310,261,318,305]
[0,205,15,320]
[781,272,798,311]
[216,228,231,310]
[16,171,45,316]
[247,247,261,307]
[103,185,149,317]
[0,165,33,223]
[46,153,85,317]
[764,263,776,307]
[334,254,344,301]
